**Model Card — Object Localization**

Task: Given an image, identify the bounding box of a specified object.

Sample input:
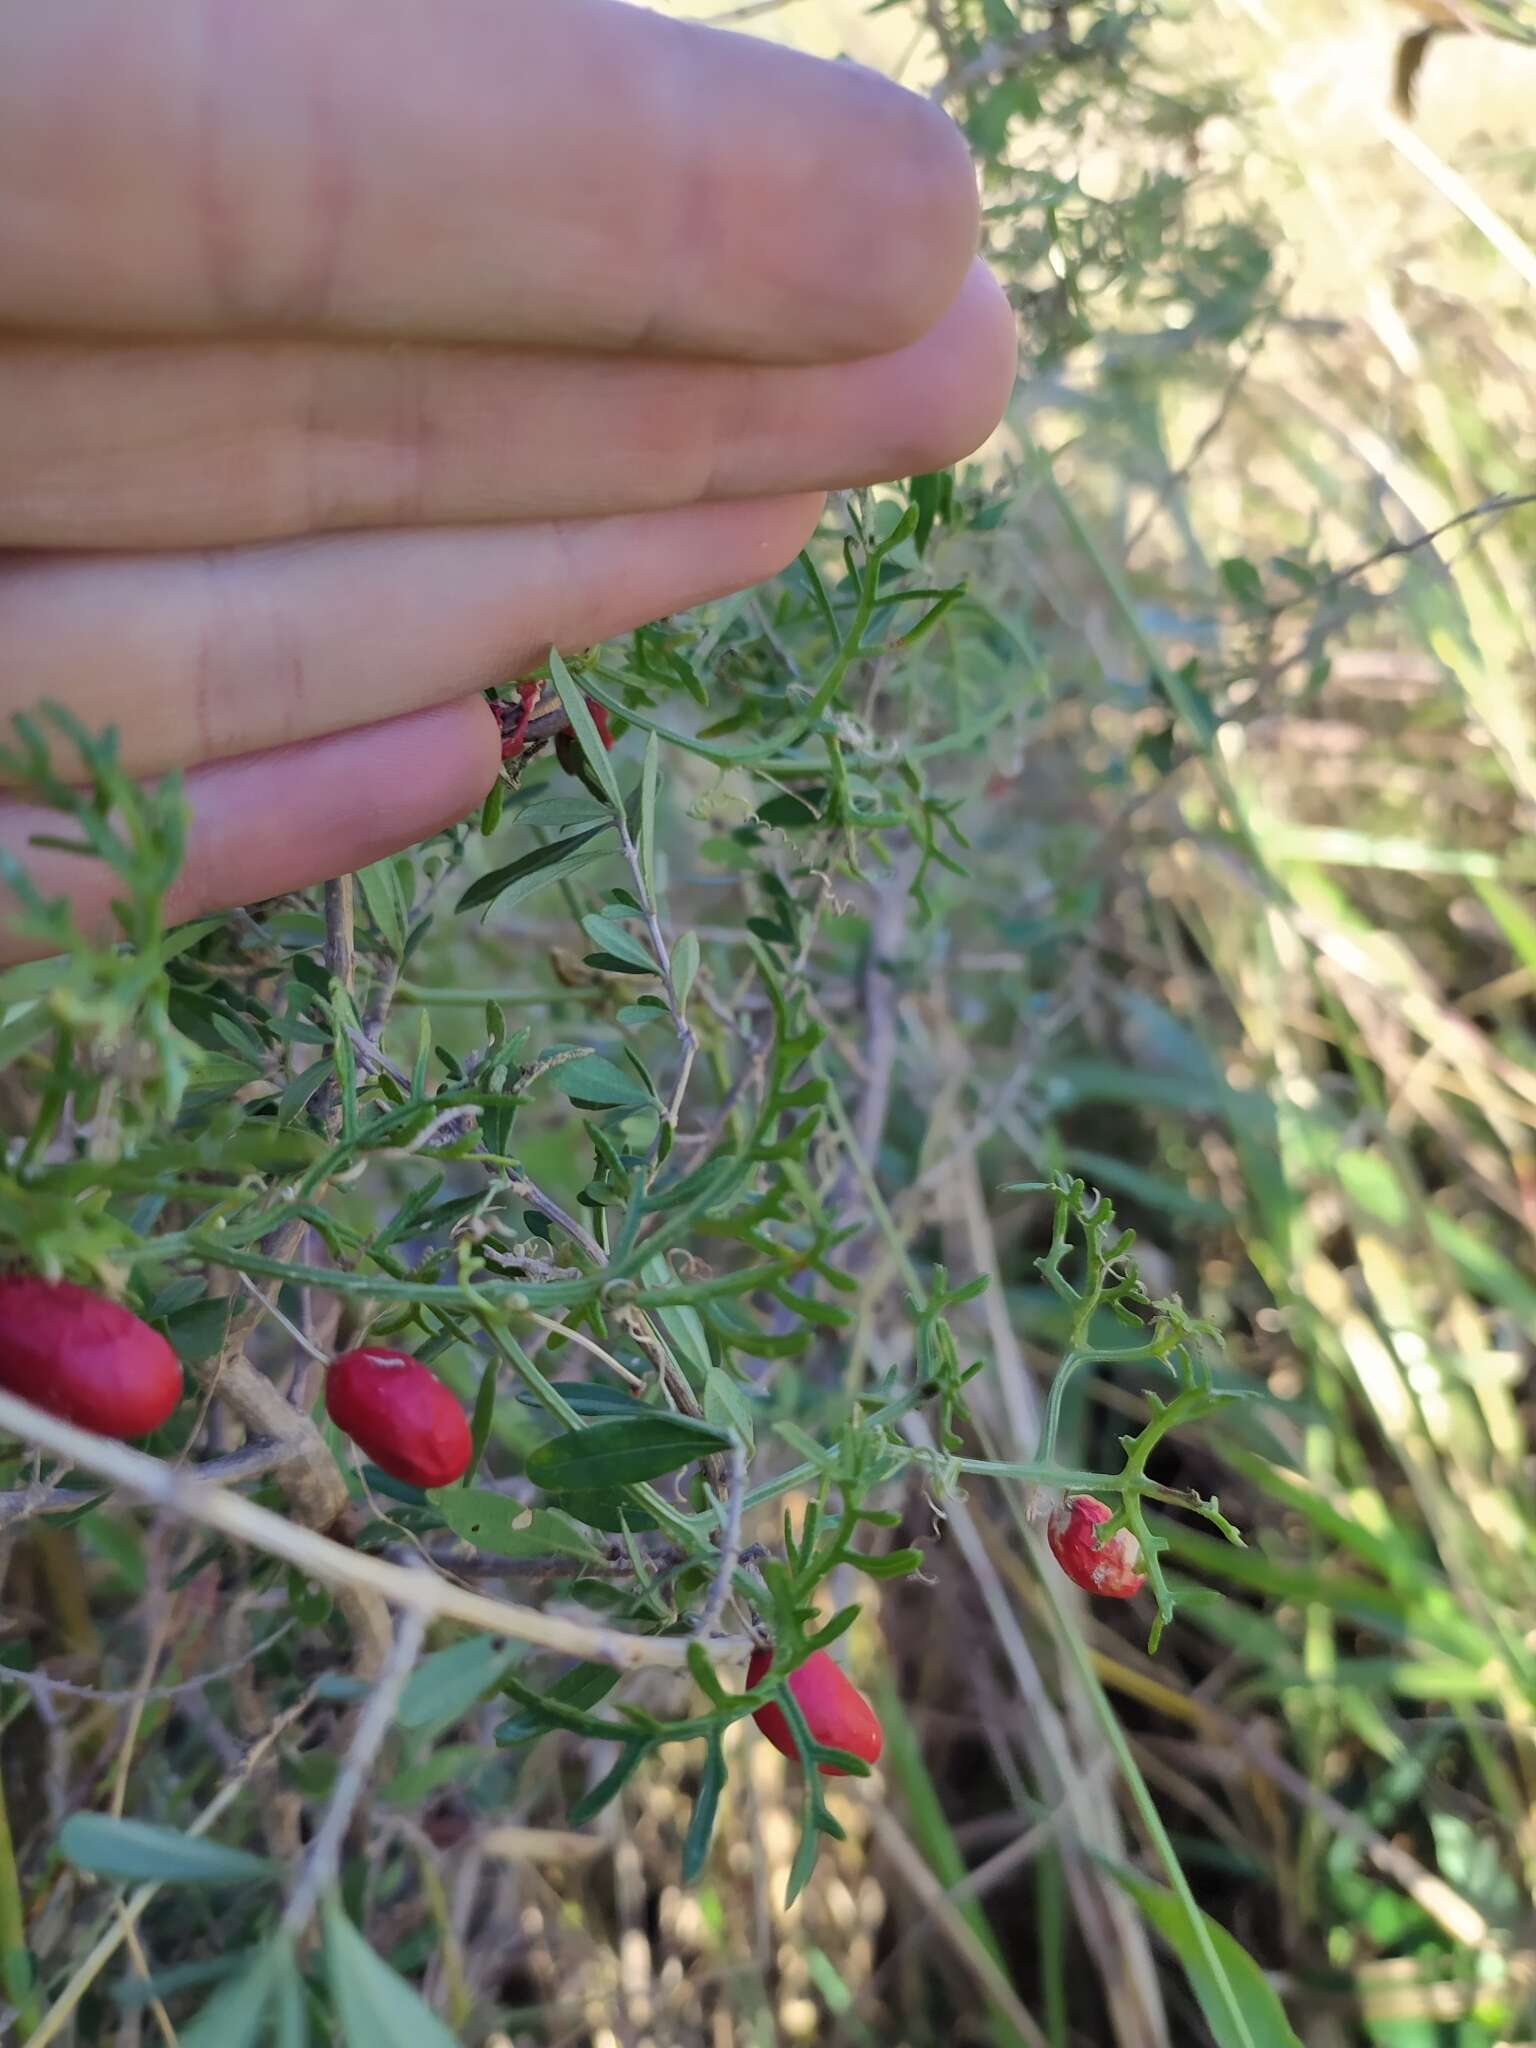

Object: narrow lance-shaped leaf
[681,1731,727,1883]
[323,1897,461,2048]
[497,1661,623,1746]
[178,1943,286,2048]
[527,1412,731,1491]
[549,649,625,812]
[568,1741,651,1826]
[58,1814,275,1887]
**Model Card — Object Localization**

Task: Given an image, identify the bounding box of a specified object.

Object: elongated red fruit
[746,1645,883,1775]
[0,1275,182,1439]
[1047,1494,1145,1599]
[325,1348,472,1489]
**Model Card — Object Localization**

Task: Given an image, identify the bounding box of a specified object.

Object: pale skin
[0,0,1017,964]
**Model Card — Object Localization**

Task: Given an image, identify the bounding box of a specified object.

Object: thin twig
[323,875,356,997]
[281,1602,428,1935]
[343,1023,411,1091]
[10,1625,294,1707]
[0,1388,737,1670]
[693,1442,746,1640]
[112,1901,178,2048]
[0,1438,299,1530]
[514,1309,646,1392]
[237,1269,331,1365]
[866,1806,1052,2048]
[1269,489,1536,614]
[503,1174,606,1265]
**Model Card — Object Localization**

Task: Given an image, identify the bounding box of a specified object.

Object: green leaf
[558,1053,656,1110]
[178,1943,285,2048]
[568,1742,650,1825]
[431,1489,606,1563]
[686,1640,730,1710]
[785,1804,824,1907]
[1218,555,1265,608]
[58,1815,275,1887]
[354,857,408,956]
[383,1743,487,1810]
[278,1057,333,1124]
[466,1352,498,1480]
[527,1413,731,1491]
[456,824,610,916]
[0,1001,52,1067]
[411,1009,432,1100]
[702,1372,755,1453]
[548,1490,663,1533]
[271,1938,308,2048]
[496,1661,621,1745]
[1114,1870,1303,2048]
[395,1636,523,1729]
[845,1547,925,1580]
[2,1943,33,2007]
[548,649,624,811]
[0,958,65,1006]
[507,792,611,831]
[757,789,824,829]
[579,914,655,974]
[681,1731,727,1883]
[479,773,505,836]
[639,728,660,899]
[323,1898,461,2048]
[513,1381,645,1418]
[670,929,699,1007]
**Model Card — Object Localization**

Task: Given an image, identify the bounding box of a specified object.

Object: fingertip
[921,260,1018,468]
[0,698,504,963]
[859,86,983,352]
[679,28,982,363]
[754,491,828,577]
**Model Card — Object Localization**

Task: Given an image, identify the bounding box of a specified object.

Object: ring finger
[0,493,824,781]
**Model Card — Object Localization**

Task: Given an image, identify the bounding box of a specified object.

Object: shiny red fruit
[746,1645,883,1775]
[1047,1494,1145,1599]
[554,697,615,777]
[0,1275,183,1439]
[325,1348,472,1489]
[584,697,615,749]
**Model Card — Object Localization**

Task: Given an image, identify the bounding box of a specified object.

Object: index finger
[0,0,980,361]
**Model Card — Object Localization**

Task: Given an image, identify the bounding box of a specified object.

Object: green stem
[0,1736,38,2042]
[477,1320,701,1548]
[1042,1570,1260,2048]
[584,523,895,770]
[818,1059,1260,2046]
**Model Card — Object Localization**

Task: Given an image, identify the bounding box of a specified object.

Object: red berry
[554,697,616,779]
[0,1275,182,1440]
[584,697,615,750]
[1047,1494,1145,1599]
[745,1645,883,1775]
[325,1348,472,1489]
[497,679,542,761]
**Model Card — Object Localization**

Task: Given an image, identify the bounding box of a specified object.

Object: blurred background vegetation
[5,0,1536,2043]
[622,0,1536,2040]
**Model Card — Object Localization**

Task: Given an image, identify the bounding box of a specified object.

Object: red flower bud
[0,1275,183,1440]
[497,680,542,761]
[1047,1494,1145,1599]
[325,1348,472,1490]
[746,1645,883,1775]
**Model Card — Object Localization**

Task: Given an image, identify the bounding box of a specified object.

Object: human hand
[0,0,1015,960]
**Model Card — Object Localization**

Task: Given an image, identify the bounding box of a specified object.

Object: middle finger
[0,265,1015,550]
